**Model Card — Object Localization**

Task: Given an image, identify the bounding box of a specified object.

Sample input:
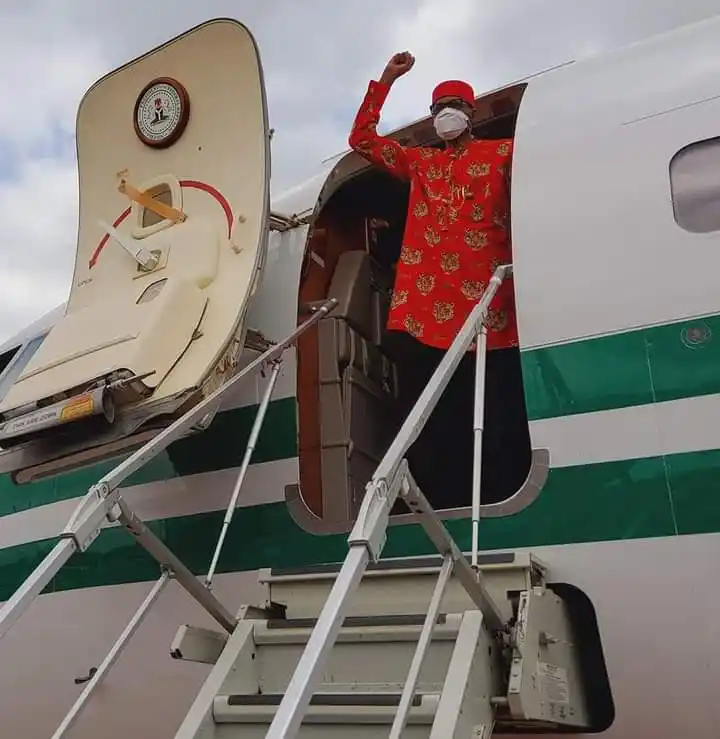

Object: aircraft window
[670,137,720,234]
[0,334,47,403]
[141,184,173,228]
[0,347,19,377]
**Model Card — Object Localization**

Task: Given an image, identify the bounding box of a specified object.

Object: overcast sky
[0,0,718,344]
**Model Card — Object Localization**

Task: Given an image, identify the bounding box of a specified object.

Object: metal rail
[265,265,512,739]
[51,571,171,739]
[49,315,301,737]
[389,553,454,739]
[0,298,337,646]
[205,359,283,586]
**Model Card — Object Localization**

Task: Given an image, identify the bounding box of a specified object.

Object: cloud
[0,0,718,345]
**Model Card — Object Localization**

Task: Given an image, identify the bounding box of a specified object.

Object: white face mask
[433,107,470,140]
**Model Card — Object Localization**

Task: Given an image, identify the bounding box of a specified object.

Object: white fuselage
[1,13,720,739]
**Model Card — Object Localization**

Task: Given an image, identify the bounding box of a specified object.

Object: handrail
[265,265,512,739]
[50,321,297,737]
[51,571,171,739]
[93,298,337,494]
[52,341,293,737]
[389,552,454,738]
[205,359,283,586]
[0,298,338,646]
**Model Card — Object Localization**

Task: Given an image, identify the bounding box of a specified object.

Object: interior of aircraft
[296,99,533,522]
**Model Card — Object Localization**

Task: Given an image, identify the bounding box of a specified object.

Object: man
[348,51,530,509]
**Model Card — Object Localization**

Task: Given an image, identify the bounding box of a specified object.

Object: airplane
[0,12,717,739]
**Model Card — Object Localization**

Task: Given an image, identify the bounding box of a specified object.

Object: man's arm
[348,52,415,180]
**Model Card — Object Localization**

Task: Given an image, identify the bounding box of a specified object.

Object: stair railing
[0,297,337,672]
[265,264,513,739]
[50,337,298,739]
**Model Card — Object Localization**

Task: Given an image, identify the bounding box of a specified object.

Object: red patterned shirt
[348,80,518,351]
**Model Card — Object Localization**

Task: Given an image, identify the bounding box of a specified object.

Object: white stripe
[0,458,296,552]
[6,393,719,552]
[530,393,720,467]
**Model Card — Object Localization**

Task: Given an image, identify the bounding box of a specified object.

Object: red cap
[432,80,475,106]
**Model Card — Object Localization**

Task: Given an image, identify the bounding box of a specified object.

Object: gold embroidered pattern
[381,144,397,167]
[440,251,460,274]
[467,162,490,178]
[464,229,489,250]
[404,315,425,338]
[390,289,409,309]
[426,164,442,181]
[471,204,485,222]
[484,308,508,332]
[461,280,485,300]
[419,148,434,159]
[483,182,491,198]
[413,201,429,218]
[416,273,436,295]
[433,301,455,323]
[424,226,441,246]
[492,209,507,228]
[497,142,511,156]
[400,246,423,265]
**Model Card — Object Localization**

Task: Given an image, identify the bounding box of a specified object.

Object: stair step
[265,613,442,630]
[268,552,517,579]
[255,615,461,695]
[214,692,438,731]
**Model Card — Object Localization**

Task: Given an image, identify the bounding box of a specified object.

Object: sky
[0,0,718,343]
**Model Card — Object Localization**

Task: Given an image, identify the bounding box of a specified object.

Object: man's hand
[380,52,415,86]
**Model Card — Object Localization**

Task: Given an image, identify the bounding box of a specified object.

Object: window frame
[669,136,720,235]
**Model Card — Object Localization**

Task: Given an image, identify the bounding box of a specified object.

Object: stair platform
[172,549,613,738]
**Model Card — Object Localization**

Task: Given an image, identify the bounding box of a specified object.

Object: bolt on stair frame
[265,265,512,739]
[0,298,338,647]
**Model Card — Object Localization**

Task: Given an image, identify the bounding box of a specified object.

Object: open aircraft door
[0,18,271,481]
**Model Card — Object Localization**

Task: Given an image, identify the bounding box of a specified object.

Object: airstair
[0,265,612,738]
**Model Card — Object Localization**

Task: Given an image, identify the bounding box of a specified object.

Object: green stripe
[0,397,297,518]
[521,314,720,420]
[3,312,719,519]
[1,446,718,601]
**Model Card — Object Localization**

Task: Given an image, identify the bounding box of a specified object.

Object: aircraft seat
[317,249,401,521]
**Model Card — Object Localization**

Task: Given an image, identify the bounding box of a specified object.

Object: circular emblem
[681,322,712,349]
[133,77,190,149]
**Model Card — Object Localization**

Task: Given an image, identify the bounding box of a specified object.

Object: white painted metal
[173,549,596,737]
[4,12,720,739]
[0,300,337,644]
[205,359,283,586]
[98,218,160,271]
[471,324,488,570]
[389,553,454,739]
[51,571,171,739]
[266,267,511,739]
[429,610,495,739]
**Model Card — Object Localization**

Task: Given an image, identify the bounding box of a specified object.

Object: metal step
[214,691,438,738]
[173,606,501,739]
[258,551,545,623]
[254,614,463,695]
[174,554,610,738]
